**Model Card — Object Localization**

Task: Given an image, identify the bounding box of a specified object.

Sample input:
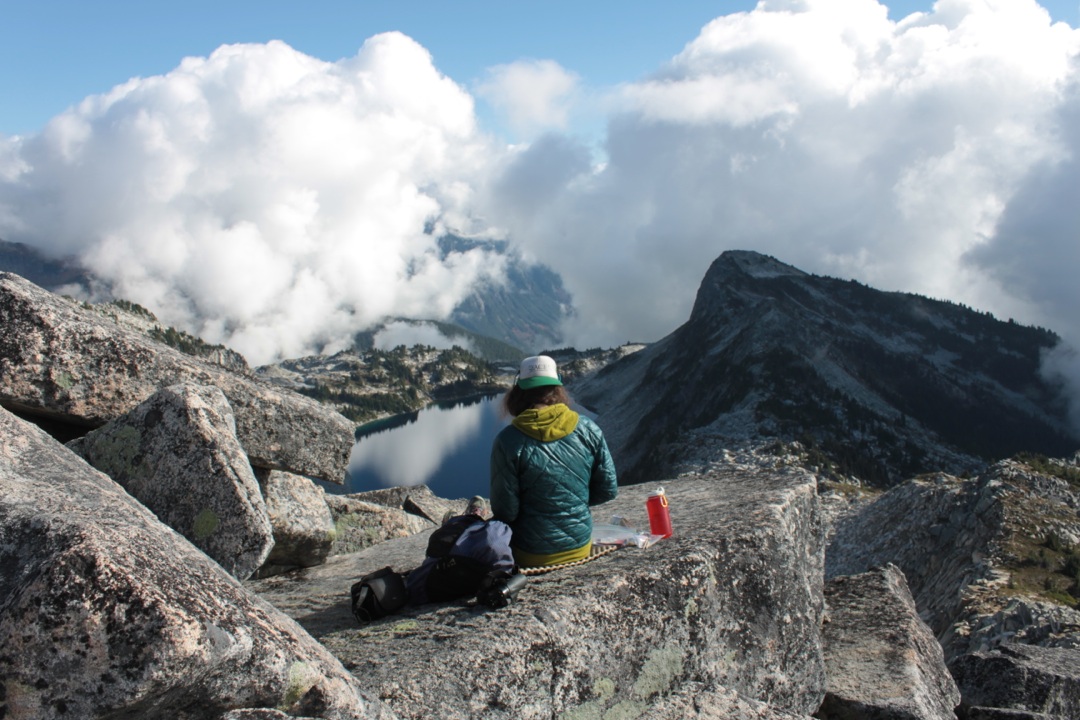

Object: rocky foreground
[4,271,1080,719]
[248,465,827,719]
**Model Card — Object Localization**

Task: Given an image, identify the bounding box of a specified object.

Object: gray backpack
[406,514,519,605]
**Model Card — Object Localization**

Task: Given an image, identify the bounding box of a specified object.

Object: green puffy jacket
[490,403,618,555]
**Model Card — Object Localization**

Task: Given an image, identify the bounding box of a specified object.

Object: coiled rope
[519,543,622,576]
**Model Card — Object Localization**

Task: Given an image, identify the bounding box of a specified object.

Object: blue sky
[3,1,1077,137]
[2,1,1080,421]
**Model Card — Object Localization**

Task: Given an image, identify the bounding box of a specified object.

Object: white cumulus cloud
[476,59,581,138]
[486,0,1080,364]
[0,33,503,365]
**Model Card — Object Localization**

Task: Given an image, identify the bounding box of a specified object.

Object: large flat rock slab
[0,271,353,482]
[323,493,434,557]
[0,405,390,720]
[951,643,1080,718]
[818,564,960,720]
[248,466,827,719]
[826,461,1080,664]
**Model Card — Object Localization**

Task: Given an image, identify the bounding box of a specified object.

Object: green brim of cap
[517,376,562,389]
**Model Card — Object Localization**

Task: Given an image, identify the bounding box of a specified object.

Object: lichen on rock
[67,383,273,580]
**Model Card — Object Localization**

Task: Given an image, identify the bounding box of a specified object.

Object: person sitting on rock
[490,355,618,568]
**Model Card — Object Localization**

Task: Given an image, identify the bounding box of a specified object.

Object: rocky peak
[0,238,90,291]
[714,250,808,280]
[575,251,1078,486]
[687,250,808,323]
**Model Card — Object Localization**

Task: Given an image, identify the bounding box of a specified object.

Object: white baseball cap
[516,355,562,389]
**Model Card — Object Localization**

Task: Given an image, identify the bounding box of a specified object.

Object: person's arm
[588,432,618,506]
[489,436,520,523]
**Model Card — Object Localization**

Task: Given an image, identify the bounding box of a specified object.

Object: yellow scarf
[511,403,579,442]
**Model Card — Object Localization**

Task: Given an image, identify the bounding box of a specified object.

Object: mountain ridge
[439,233,572,352]
[575,250,1078,486]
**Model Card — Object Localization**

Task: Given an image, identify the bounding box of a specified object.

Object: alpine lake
[322,394,508,501]
[319,394,600,502]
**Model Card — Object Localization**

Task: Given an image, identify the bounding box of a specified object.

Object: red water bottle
[646,487,673,538]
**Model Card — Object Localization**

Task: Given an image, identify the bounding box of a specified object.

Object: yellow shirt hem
[513,541,592,569]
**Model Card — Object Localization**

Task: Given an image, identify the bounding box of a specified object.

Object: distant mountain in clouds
[575,250,1079,487]
[439,234,572,353]
[0,234,572,361]
[0,238,90,293]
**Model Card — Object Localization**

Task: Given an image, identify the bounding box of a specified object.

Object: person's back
[490,356,617,568]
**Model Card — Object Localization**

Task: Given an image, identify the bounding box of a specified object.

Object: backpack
[350,566,408,623]
[406,514,518,605]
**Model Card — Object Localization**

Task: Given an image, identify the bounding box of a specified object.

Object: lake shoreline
[353,390,505,439]
[327,394,509,500]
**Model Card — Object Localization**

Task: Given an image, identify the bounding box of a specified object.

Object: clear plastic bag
[592,519,662,549]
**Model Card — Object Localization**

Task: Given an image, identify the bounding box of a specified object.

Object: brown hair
[502,384,572,418]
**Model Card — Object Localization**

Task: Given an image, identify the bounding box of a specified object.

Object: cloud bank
[1,0,1079,415]
[0,33,501,364]
[476,59,581,139]
[489,0,1080,357]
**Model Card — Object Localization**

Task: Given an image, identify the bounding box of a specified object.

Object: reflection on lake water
[332,395,509,501]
